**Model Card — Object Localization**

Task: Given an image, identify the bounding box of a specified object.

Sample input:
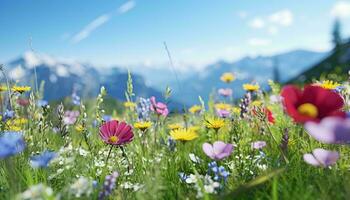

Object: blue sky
[1,0,350,69]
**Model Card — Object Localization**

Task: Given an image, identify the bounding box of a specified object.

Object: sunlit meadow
[2,1,350,199]
[1,67,350,199]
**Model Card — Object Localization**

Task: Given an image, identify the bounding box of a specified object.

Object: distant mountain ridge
[4,52,183,109]
[3,49,327,108]
[140,49,327,105]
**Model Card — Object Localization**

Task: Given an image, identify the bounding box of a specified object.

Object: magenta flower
[251,141,266,150]
[305,117,350,144]
[99,120,134,145]
[218,88,233,97]
[202,141,233,160]
[63,110,79,125]
[150,96,169,117]
[303,148,339,167]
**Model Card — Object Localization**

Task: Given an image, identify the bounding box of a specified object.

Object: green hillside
[288,41,350,84]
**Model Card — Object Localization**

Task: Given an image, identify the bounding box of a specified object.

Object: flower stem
[105,145,113,164]
[120,146,131,173]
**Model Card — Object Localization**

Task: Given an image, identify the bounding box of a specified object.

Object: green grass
[1,81,350,200]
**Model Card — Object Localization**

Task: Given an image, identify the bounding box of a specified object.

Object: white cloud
[248,38,271,46]
[331,1,350,19]
[118,1,136,14]
[71,14,111,43]
[268,9,293,26]
[237,11,248,19]
[249,17,265,29]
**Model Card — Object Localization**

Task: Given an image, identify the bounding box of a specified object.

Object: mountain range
[131,50,327,105]
[3,49,327,108]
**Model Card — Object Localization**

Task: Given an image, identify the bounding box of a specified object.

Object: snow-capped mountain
[4,52,179,108]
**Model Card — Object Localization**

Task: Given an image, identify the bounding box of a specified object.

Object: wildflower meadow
[1,68,350,200]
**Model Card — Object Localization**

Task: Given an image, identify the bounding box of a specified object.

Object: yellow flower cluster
[320,80,340,90]
[12,86,31,93]
[6,118,28,131]
[134,121,152,131]
[124,101,137,109]
[205,118,225,130]
[243,83,260,92]
[189,105,202,114]
[168,123,183,130]
[214,103,231,111]
[170,128,198,141]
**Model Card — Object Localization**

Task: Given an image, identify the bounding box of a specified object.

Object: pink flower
[218,88,233,97]
[305,117,350,144]
[150,96,169,117]
[202,141,233,160]
[99,120,134,145]
[303,148,339,167]
[63,110,79,125]
[251,141,266,149]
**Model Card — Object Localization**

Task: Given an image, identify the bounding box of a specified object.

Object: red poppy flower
[281,85,345,123]
[99,120,134,145]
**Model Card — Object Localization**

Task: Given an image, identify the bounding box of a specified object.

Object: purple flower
[218,88,232,97]
[0,131,25,159]
[98,171,119,200]
[30,150,56,168]
[216,109,231,118]
[251,141,267,150]
[303,148,339,167]
[202,141,233,160]
[305,117,350,144]
[63,110,80,125]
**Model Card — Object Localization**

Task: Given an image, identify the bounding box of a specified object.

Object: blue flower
[178,172,189,182]
[30,150,57,168]
[103,115,112,122]
[137,97,151,120]
[72,93,81,106]
[37,100,48,107]
[0,131,25,159]
[2,109,15,122]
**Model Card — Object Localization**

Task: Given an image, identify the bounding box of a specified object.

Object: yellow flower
[124,101,136,109]
[214,103,232,111]
[243,84,260,92]
[189,105,202,114]
[251,100,263,107]
[188,126,200,132]
[12,86,31,93]
[168,123,183,130]
[220,72,235,83]
[232,107,241,114]
[5,118,27,131]
[0,85,8,92]
[75,124,84,132]
[134,121,152,131]
[170,128,198,141]
[320,80,341,90]
[205,118,225,130]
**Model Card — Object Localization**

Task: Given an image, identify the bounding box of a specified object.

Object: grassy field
[1,73,350,200]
